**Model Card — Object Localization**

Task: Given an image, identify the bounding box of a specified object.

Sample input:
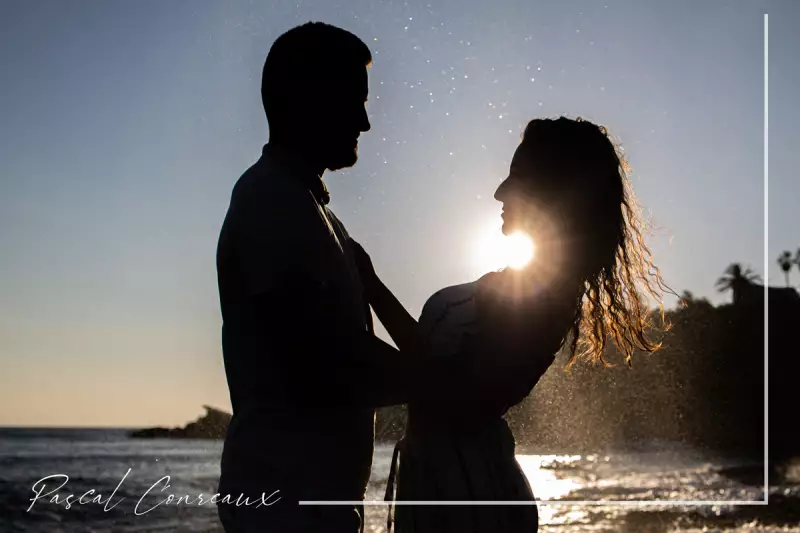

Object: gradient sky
[1,0,797,427]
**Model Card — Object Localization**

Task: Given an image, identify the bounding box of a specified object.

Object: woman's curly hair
[518,117,673,368]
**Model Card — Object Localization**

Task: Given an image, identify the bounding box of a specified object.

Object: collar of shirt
[261,143,331,205]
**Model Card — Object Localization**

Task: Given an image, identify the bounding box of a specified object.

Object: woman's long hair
[517,117,672,368]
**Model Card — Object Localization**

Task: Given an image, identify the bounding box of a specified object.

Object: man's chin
[327,150,359,172]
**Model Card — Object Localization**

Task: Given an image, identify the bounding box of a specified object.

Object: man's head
[262,22,372,171]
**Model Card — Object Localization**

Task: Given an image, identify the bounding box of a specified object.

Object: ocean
[0,428,797,532]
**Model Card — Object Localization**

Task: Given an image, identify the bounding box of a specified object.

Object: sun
[473,225,535,274]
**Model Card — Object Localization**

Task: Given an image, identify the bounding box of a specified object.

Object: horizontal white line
[300,500,768,506]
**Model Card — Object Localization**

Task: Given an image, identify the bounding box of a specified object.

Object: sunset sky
[1,0,797,427]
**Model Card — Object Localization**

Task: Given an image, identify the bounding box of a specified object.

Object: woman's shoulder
[420,281,477,315]
[416,282,477,354]
[419,271,511,316]
[418,277,498,342]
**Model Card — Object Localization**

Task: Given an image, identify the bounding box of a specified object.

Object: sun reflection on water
[516,454,586,526]
[516,454,584,500]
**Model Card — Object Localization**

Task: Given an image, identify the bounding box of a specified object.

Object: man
[216,22,437,532]
[216,22,550,533]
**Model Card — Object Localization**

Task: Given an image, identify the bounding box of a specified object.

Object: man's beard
[326,144,359,171]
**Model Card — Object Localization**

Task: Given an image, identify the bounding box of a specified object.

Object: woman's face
[494,143,555,237]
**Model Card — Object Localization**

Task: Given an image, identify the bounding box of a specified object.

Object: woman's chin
[500,222,517,236]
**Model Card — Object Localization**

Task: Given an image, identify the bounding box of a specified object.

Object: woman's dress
[384,279,539,533]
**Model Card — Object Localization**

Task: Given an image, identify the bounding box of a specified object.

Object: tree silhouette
[678,290,695,307]
[778,251,793,287]
[795,248,800,275]
[715,263,762,304]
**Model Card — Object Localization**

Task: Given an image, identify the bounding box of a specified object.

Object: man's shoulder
[225,157,321,233]
[230,157,307,207]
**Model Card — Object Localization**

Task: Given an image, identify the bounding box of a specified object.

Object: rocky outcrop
[129,405,231,439]
[129,404,406,441]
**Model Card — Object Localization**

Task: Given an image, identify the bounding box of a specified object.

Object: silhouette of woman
[355,116,669,533]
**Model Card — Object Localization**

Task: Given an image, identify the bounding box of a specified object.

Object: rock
[129,405,231,439]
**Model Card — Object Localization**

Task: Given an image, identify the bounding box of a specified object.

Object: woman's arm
[368,276,421,354]
[350,239,420,354]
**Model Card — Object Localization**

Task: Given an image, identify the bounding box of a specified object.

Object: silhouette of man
[216,22,445,532]
[216,20,559,533]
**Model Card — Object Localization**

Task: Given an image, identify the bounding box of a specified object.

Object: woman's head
[494,116,669,367]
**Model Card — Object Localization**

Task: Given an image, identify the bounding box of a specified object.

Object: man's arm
[227,180,462,409]
[242,273,480,410]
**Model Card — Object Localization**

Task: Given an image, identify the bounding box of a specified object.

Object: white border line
[302,12,770,508]
[762,11,770,507]
[301,500,768,506]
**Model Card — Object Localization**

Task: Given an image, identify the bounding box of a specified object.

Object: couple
[216,22,665,533]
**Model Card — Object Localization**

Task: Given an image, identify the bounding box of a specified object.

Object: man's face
[315,65,371,171]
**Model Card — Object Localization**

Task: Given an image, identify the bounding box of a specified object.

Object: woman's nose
[494,177,511,201]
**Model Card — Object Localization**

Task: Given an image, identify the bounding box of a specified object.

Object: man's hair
[261,22,372,134]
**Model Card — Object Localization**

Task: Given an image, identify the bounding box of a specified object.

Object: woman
[355,116,669,533]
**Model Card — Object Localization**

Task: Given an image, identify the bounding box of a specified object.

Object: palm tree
[679,290,695,307]
[795,248,800,277]
[715,263,762,304]
[778,251,793,287]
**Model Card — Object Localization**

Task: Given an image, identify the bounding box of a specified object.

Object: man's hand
[350,239,378,300]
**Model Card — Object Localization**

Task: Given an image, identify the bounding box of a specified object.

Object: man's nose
[360,108,371,133]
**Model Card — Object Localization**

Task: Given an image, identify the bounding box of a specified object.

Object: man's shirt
[216,143,375,501]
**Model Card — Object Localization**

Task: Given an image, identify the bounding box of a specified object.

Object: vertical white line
[763,12,769,505]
